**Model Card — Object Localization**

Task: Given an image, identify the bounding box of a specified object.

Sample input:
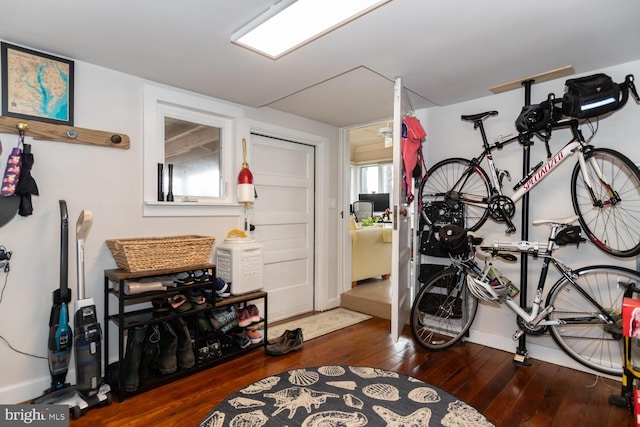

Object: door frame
[338,78,414,341]
[243,119,331,311]
[339,120,392,295]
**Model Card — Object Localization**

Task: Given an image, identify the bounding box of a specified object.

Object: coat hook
[16,122,28,133]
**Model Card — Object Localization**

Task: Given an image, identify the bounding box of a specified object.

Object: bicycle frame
[456,228,621,339]
[510,140,579,202]
[477,119,605,205]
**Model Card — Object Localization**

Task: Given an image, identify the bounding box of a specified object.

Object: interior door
[249,134,315,322]
[391,77,413,341]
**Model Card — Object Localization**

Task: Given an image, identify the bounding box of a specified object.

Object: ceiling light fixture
[230,0,391,59]
[378,125,393,148]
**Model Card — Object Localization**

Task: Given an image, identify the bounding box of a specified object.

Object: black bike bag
[554,225,585,246]
[562,73,622,119]
[438,224,469,254]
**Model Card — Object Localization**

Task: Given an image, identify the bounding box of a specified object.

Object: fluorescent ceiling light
[231,0,391,59]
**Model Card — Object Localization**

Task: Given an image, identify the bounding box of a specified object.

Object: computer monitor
[358,193,390,213]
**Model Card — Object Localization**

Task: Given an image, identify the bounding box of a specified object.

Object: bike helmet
[515,103,551,133]
[466,275,506,302]
[438,224,468,254]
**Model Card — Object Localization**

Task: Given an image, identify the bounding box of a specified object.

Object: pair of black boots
[123,318,195,392]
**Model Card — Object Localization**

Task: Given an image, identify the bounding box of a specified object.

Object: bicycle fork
[577,147,621,207]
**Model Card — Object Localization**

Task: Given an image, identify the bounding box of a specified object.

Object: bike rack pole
[514,79,534,367]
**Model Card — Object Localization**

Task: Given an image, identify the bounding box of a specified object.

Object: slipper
[152,297,171,316]
[169,294,193,312]
[173,271,196,286]
[187,289,207,307]
[193,269,213,284]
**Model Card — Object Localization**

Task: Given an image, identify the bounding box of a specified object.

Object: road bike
[420,74,640,257]
[410,217,640,376]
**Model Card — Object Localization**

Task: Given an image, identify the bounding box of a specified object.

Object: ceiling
[1,0,640,136]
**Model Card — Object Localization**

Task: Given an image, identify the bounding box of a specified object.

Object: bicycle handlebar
[624,74,639,103]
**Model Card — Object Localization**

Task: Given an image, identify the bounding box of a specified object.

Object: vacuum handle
[75,210,93,301]
[57,200,70,303]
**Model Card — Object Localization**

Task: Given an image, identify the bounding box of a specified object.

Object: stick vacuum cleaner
[33,201,111,418]
[47,200,73,393]
[73,208,111,407]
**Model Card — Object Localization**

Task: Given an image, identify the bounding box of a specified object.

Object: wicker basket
[106,235,215,272]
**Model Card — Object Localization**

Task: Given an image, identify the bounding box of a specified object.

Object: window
[351,162,393,208]
[142,83,243,216]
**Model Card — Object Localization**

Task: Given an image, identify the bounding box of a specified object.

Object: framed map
[1,42,74,125]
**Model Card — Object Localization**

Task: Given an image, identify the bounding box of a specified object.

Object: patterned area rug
[198,365,494,426]
[267,308,372,342]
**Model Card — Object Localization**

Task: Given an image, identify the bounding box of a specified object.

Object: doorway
[340,121,393,319]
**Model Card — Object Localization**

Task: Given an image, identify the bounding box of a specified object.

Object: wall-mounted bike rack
[490,65,575,367]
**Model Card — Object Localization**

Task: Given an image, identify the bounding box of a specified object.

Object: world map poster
[1,42,74,125]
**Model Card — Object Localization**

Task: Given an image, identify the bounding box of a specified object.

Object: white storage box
[216,238,264,295]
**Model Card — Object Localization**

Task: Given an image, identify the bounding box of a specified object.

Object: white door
[391,77,413,341]
[249,134,315,321]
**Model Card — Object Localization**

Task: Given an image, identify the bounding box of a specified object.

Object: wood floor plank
[500,360,560,426]
[68,317,635,427]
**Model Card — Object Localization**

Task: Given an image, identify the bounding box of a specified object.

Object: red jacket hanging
[401,116,426,203]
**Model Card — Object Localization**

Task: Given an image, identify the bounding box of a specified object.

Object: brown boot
[265,328,303,356]
[171,317,195,369]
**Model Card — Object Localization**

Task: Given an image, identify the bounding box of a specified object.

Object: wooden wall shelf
[0,115,130,149]
[489,65,575,94]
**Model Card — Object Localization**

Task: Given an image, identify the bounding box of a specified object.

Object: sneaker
[233,330,252,349]
[197,345,209,364]
[209,306,237,330]
[218,334,234,351]
[207,337,223,359]
[246,324,263,344]
[247,304,261,323]
[215,278,231,298]
[237,308,252,328]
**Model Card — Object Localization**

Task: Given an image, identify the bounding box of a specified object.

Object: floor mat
[268,308,372,342]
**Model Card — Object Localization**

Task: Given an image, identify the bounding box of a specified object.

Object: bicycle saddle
[461,111,498,122]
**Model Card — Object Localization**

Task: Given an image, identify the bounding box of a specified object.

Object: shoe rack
[104,264,267,400]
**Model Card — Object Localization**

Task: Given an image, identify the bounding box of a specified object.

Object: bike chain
[516,308,547,335]
[549,310,622,341]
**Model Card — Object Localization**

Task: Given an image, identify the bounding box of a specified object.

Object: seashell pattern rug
[267,308,372,342]
[198,365,494,426]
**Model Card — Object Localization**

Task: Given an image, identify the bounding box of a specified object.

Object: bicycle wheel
[421,158,491,231]
[571,148,640,257]
[546,265,640,376]
[410,268,478,350]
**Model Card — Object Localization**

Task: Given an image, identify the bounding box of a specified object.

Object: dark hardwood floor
[70,316,634,426]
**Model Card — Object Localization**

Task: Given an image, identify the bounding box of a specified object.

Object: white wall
[0,59,340,403]
[419,60,640,374]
